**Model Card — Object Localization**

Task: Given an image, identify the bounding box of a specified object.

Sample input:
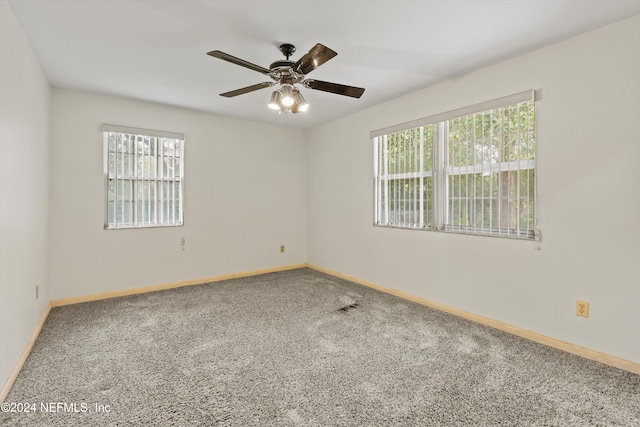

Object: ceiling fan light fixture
[209,43,365,115]
[293,89,309,112]
[268,90,282,110]
[280,84,294,107]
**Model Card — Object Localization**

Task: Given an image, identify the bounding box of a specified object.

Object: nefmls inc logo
[41,402,89,413]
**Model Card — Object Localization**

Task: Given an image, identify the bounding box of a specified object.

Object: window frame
[102,124,185,230]
[372,91,537,240]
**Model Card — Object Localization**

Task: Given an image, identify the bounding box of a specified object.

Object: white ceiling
[8,0,640,129]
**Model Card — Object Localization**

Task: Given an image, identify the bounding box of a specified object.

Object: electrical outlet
[280,245,285,253]
[576,300,589,318]
[35,285,39,300]
[181,237,186,251]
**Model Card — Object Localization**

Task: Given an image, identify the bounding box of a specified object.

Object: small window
[103,124,184,229]
[373,91,536,239]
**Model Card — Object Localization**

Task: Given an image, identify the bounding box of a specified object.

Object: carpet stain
[456,335,479,353]
[337,303,359,312]
[316,337,341,354]
[286,408,304,423]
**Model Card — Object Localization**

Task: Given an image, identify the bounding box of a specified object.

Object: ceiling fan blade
[304,79,365,98]
[220,82,274,98]
[293,44,337,75]
[207,50,271,75]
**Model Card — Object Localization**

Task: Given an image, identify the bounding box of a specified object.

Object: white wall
[307,15,640,363]
[49,89,307,299]
[0,1,51,390]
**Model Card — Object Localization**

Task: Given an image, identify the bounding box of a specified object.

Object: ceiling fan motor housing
[279,43,296,60]
[269,44,301,84]
[269,60,295,70]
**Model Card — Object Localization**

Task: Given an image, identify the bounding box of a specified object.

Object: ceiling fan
[207,43,365,113]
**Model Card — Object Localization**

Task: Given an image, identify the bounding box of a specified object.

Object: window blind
[101,124,185,141]
[370,90,534,138]
[103,124,184,229]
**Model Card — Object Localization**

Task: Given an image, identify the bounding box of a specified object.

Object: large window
[103,124,184,229]
[373,91,536,239]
